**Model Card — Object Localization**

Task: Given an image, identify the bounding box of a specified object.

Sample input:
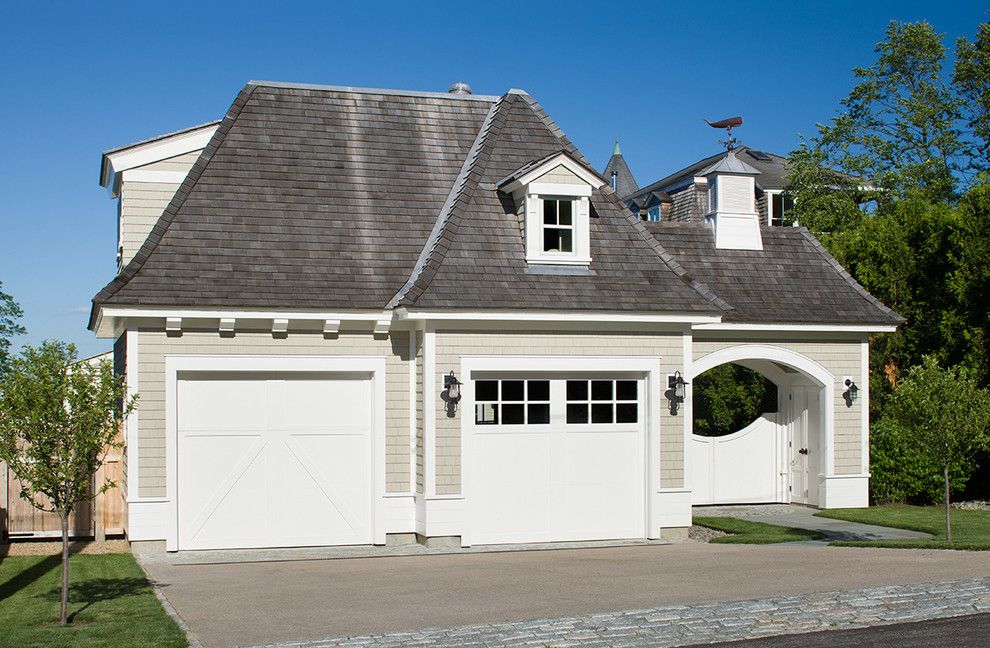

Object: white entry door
[176,372,374,550]
[789,386,821,505]
[469,376,646,545]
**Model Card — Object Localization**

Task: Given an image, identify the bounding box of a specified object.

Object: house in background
[619,146,795,226]
[89,81,900,553]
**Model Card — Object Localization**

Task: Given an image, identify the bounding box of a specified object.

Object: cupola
[701,150,763,250]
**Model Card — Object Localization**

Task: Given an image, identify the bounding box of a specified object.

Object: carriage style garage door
[176,372,374,550]
[469,376,646,545]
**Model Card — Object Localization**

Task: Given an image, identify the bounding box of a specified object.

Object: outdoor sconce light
[666,371,689,415]
[843,378,859,407]
[443,371,462,417]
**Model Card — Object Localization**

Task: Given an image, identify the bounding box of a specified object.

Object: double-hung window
[542,198,574,254]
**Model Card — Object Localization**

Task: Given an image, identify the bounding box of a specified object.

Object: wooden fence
[1,440,125,542]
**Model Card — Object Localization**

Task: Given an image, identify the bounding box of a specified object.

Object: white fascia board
[93,306,395,338]
[120,169,190,185]
[502,153,606,192]
[396,308,722,324]
[693,322,898,333]
[102,125,217,193]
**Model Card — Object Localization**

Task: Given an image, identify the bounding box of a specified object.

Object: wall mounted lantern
[666,371,689,415]
[843,378,859,407]
[443,371,462,417]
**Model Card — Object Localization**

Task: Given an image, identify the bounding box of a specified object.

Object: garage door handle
[798,448,808,455]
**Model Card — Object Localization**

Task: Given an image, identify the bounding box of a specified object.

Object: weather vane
[705,116,744,151]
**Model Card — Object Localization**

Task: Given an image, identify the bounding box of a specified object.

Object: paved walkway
[144,543,990,647]
[242,577,990,647]
[695,505,931,543]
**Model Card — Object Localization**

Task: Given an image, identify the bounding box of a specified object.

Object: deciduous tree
[0,341,136,624]
[887,356,990,541]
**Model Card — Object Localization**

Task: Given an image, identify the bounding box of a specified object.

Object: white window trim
[525,192,593,266]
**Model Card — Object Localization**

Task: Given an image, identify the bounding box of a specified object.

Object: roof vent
[448,82,472,95]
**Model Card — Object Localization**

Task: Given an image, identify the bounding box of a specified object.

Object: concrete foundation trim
[246,576,990,648]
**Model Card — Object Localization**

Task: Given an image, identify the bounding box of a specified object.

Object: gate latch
[798,448,809,455]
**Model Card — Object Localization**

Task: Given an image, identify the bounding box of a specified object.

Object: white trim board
[162,354,388,551]
[102,125,217,195]
[693,322,897,333]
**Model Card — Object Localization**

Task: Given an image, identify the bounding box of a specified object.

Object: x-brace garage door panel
[470,376,646,545]
[177,372,374,550]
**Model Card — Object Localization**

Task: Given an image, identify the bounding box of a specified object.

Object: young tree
[887,356,990,542]
[0,341,135,625]
[0,281,26,375]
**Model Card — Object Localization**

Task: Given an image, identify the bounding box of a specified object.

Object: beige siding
[136,330,411,498]
[693,337,864,474]
[119,181,181,266]
[141,150,201,172]
[433,330,685,495]
[535,165,585,185]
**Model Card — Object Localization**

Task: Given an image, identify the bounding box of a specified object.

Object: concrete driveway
[143,543,990,648]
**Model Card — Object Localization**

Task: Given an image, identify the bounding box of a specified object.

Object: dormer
[701,150,763,250]
[100,121,219,271]
[499,152,606,266]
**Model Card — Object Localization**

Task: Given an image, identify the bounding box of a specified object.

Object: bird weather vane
[705,116,744,151]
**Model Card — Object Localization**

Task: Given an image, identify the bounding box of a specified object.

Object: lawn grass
[0,552,186,648]
[693,516,825,544]
[816,505,990,550]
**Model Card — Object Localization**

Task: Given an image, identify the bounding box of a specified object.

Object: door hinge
[789,486,792,492]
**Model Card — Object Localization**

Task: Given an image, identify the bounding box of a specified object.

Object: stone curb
[241,576,990,648]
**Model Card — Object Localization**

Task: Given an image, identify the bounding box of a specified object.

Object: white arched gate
[689,345,831,507]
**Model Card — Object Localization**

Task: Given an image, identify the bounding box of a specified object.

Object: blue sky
[1,1,986,357]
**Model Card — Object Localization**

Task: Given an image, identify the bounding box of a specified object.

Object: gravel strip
[1,539,130,556]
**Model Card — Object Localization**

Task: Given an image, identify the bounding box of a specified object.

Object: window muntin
[565,379,638,424]
[475,379,551,425]
[542,198,574,253]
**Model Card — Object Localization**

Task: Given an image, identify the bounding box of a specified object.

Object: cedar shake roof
[644,222,904,325]
[90,81,900,328]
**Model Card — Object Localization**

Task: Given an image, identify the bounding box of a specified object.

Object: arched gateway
[689,345,835,507]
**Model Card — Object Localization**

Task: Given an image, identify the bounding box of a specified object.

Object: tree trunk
[60,510,69,625]
[944,465,952,544]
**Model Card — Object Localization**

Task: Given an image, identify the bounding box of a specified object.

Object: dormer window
[498,152,605,267]
[543,198,574,253]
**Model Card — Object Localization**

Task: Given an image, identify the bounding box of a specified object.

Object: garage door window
[475,379,551,425]
[566,379,638,424]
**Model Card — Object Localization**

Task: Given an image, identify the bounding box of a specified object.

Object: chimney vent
[448,82,472,95]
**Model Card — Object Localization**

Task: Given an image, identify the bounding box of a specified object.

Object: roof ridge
[387,94,509,308]
[248,80,500,102]
[798,228,905,323]
[88,83,259,330]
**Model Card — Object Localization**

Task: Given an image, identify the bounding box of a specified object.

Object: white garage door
[469,376,645,545]
[177,372,374,550]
